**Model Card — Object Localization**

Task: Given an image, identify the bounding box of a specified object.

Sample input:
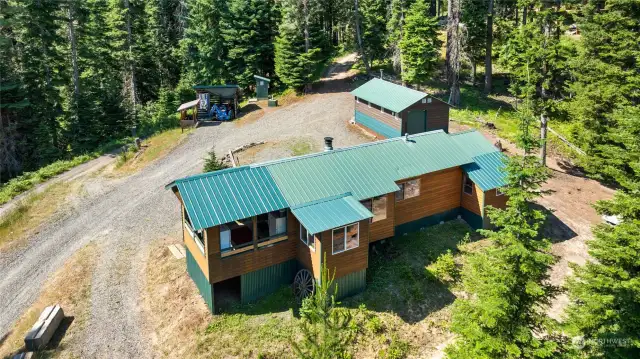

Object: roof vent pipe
[404,133,409,142]
[324,137,334,151]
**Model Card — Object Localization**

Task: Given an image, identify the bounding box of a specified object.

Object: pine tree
[203,149,228,172]
[221,0,280,90]
[387,0,413,77]
[446,111,566,358]
[274,0,323,91]
[360,0,387,65]
[399,0,440,86]
[461,0,487,83]
[564,104,640,358]
[291,263,353,358]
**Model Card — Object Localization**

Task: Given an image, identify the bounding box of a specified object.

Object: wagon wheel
[293,269,315,300]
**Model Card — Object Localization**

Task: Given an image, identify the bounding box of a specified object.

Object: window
[395,179,420,202]
[332,223,359,254]
[360,195,387,222]
[184,208,205,253]
[220,217,254,254]
[463,174,474,195]
[496,188,504,196]
[299,224,315,251]
[257,209,287,242]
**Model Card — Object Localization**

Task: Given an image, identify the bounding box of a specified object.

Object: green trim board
[292,193,373,235]
[394,208,461,236]
[240,259,297,304]
[253,75,271,82]
[354,110,401,138]
[186,250,214,313]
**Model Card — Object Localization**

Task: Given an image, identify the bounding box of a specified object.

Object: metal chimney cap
[324,137,334,151]
[404,133,410,142]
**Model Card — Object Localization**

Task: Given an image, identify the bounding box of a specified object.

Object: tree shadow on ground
[532,203,578,243]
[237,103,262,117]
[341,220,474,324]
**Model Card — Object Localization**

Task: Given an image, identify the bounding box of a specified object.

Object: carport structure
[194,85,241,120]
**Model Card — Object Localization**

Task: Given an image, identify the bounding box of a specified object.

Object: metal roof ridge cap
[170,166,251,185]
[449,129,480,136]
[290,192,353,210]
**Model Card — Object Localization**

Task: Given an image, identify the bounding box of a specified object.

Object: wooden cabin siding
[321,220,370,280]
[461,182,484,216]
[394,167,463,226]
[484,188,507,210]
[355,100,401,132]
[205,211,298,284]
[368,193,395,242]
[400,98,450,133]
[184,226,209,280]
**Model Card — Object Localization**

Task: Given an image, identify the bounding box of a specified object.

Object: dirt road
[0,54,368,357]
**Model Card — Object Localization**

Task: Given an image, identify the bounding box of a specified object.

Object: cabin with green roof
[351,78,451,138]
[166,130,507,312]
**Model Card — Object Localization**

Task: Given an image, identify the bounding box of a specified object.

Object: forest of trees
[1,0,638,357]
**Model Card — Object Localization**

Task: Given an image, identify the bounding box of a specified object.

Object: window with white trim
[183,208,205,253]
[496,188,504,196]
[300,224,315,251]
[332,223,359,254]
[463,174,474,195]
[395,179,420,201]
[360,195,387,222]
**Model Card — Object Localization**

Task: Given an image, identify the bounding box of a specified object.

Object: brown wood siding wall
[295,216,323,279]
[394,167,463,226]
[355,100,402,132]
[368,193,395,242]
[400,98,450,133]
[321,220,370,280]
[482,188,508,228]
[184,226,209,280]
[205,211,298,284]
[461,182,484,216]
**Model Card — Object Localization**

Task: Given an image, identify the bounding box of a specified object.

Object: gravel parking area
[0,54,368,357]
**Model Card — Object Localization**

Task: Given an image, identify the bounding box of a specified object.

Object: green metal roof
[254,75,271,82]
[463,151,508,191]
[351,78,427,113]
[193,85,240,89]
[262,130,474,206]
[167,166,287,230]
[450,130,499,157]
[291,194,373,234]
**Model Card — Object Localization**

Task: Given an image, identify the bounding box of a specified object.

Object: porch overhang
[291,193,373,235]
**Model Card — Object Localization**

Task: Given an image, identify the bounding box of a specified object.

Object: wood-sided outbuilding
[166,130,507,313]
[351,78,451,138]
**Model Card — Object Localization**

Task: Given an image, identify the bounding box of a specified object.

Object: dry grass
[0,242,98,359]
[0,182,80,252]
[142,239,211,359]
[114,128,189,175]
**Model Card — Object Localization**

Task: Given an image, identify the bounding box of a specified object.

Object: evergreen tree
[291,263,353,358]
[446,111,566,358]
[400,0,440,86]
[179,0,226,85]
[387,0,413,77]
[274,0,324,91]
[221,0,280,90]
[360,0,387,65]
[203,149,228,172]
[565,105,640,358]
[461,0,487,82]
[567,0,640,179]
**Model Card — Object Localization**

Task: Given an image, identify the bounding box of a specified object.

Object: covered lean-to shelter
[166,129,507,313]
[194,85,241,120]
[351,78,451,138]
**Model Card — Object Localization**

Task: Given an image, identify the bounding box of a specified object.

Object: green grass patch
[289,140,314,156]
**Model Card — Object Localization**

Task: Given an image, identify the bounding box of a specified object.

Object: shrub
[203,149,228,173]
[378,336,410,359]
[427,250,459,283]
[365,316,384,334]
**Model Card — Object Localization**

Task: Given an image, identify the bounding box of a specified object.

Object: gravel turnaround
[0,54,367,357]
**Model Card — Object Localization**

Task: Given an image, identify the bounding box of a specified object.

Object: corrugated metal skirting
[333,269,367,299]
[186,250,214,312]
[460,207,484,230]
[394,208,461,236]
[241,259,297,304]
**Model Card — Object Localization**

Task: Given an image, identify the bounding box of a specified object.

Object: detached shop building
[351,78,451,138]
[166,130,506,312]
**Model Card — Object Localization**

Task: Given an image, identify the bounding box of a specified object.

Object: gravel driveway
[0,54,368,357]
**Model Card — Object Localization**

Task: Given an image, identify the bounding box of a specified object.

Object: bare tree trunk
[472,62,477,85]
[540,113,548,166]
[354,0,371,74]
[67,1,80,102]
[539,3,552,166]
[447,0,461,106]
[303,0,312,93]
[446,0,453,83]
[124,0,137,109]
[484,0,494,93]
[523,6,527,26]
